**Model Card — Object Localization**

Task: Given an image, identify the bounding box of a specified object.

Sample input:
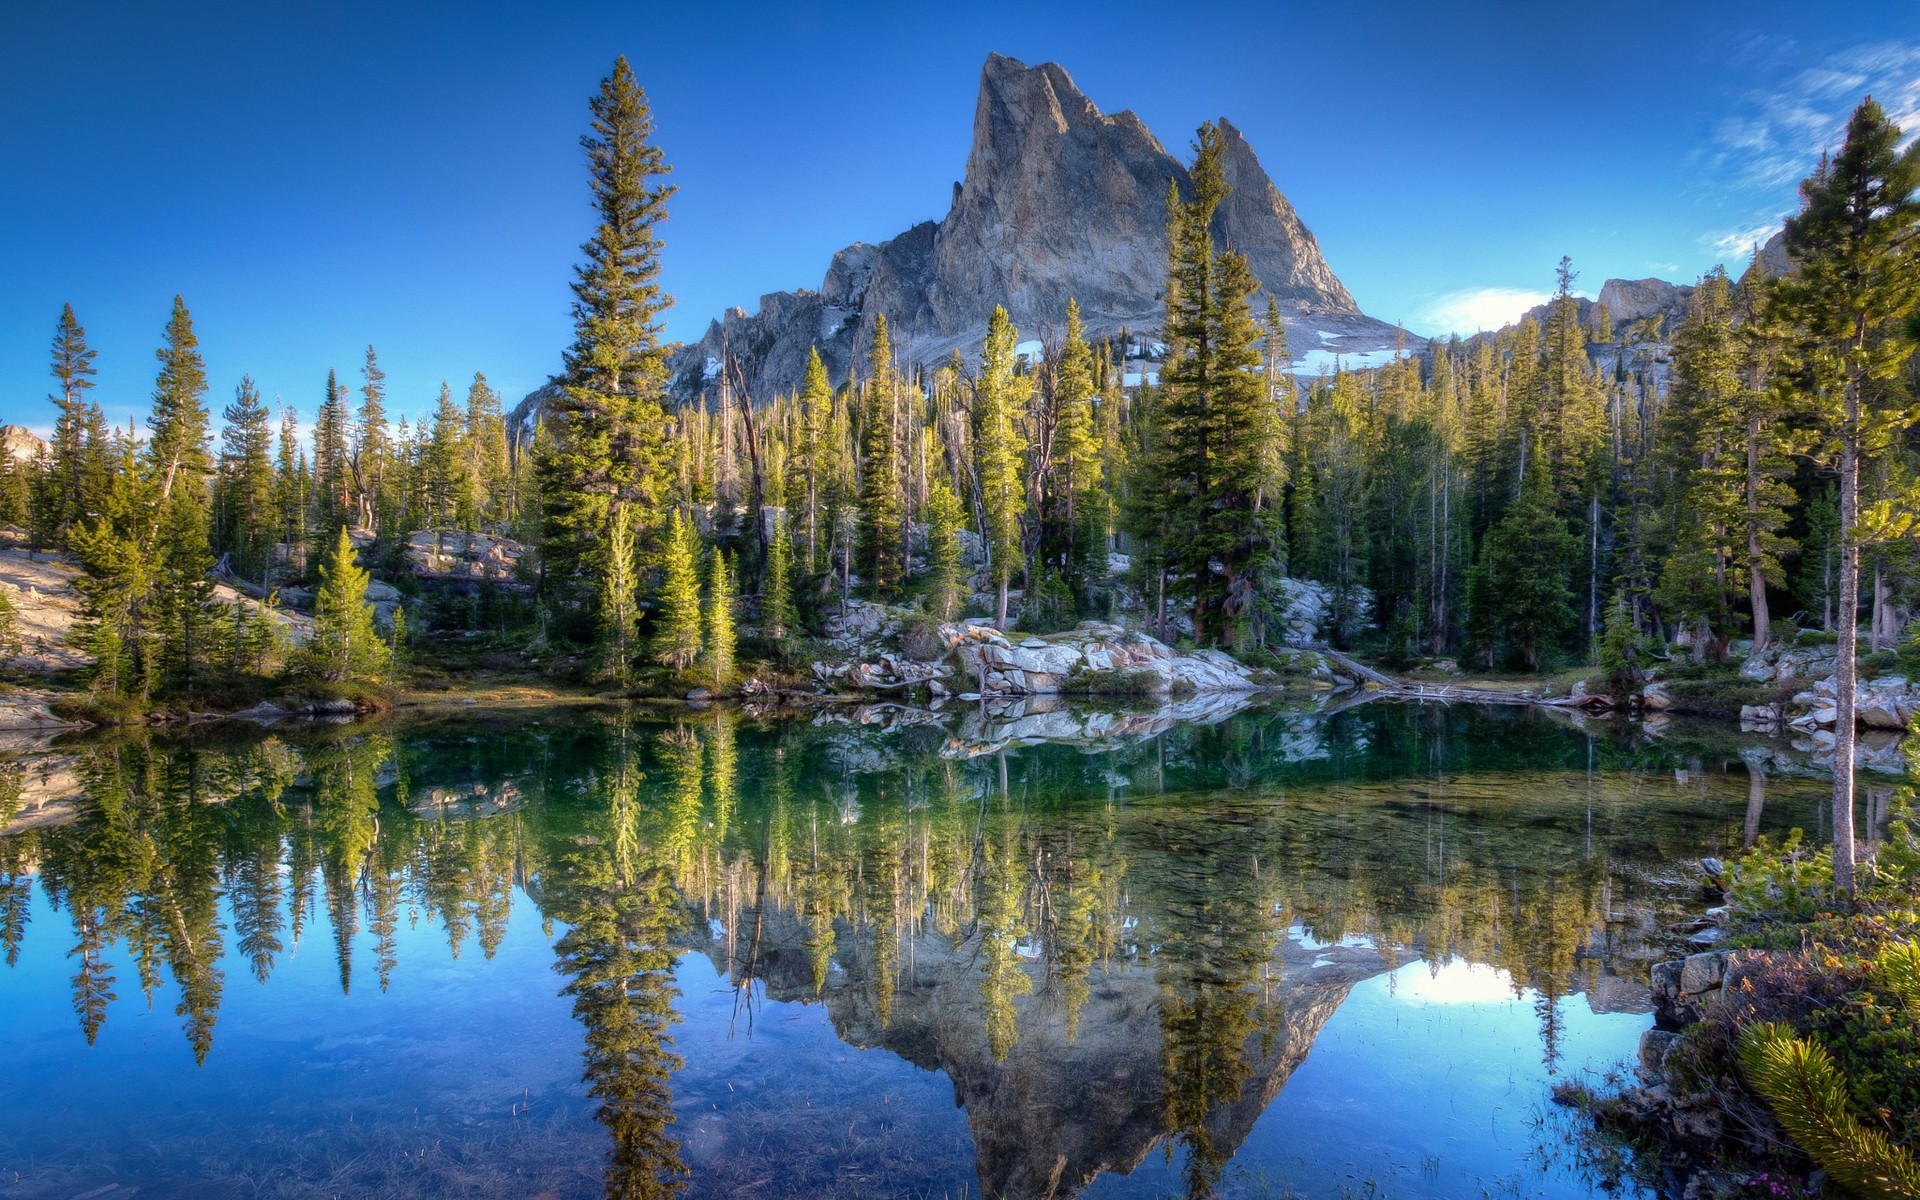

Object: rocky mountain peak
[582,52,1414,411]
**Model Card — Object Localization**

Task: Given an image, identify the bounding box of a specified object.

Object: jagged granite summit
[656,52,1409,407]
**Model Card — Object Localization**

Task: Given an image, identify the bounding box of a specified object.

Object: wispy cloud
[1707,40,1920,192]
[1412,287,1551,337]
[1705,215,1787,264]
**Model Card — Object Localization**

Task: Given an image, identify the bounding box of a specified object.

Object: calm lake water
[0,699,1845,1200]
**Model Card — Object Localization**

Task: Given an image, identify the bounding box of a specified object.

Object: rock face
[648,53,1408,408]
[0,426,46,465]
[1596,277,1695,328]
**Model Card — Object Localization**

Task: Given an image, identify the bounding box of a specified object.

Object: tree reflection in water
[0,704,1830,1199]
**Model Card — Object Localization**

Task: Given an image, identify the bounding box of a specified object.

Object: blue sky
[2,0,1916,435]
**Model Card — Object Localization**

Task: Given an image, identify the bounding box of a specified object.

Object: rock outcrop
[0,426,46,464]
[1595,276,1694,328]
[813,601,1279,700]
[950,620,1264,697]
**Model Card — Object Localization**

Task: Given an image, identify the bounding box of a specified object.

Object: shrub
[1017,571,1076,635]
[1794,628,1840,647]
[1740,1022,1920,1199]
[1861,649,1902,680]
[1728,829,1836,923]
[896,612,945,662]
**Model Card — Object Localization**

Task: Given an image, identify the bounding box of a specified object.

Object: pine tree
[797,347,832,571]
[422,381,468,530]
[301,526,390,684]
[1049,298,1102,594]
[924,475,967,622]
[761,510,796,643]
[1769,96,1920,893]
[46,304,98,544]
[597,503,639,684]
[976,306,1030,628]
[143,298,219,694]
[652,511,702,678]
[354,347,391,533]
[464,372,512,528]
[539,56,676,656]
[273,405,309,577]
[312,370,351,534]
[857,316,905,597]
[704,550,735,692]
[147,296,211,505]
[1150,124,1283,646]
[1475,472,1579,672]
[213,376,276,584]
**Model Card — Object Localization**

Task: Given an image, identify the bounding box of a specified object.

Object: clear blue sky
[3,0,1915,436]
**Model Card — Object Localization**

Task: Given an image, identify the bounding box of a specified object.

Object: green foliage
[1740,1022,1920,1200]
[760,510,796,643]
[923,476,967,623]
[1143,122,1283,648]
[703,550,735,692]
[0,587,19,659]
[1469,475,1578,672]
[1728,829,1836,922]
[895,611,944,663]
[298,526,391,685]
[1596,590,1641,695]
[651,512,702,679]
[1017,570,1077,634]
[1862,649,1903,680]
[538,55,676,646]
[857,317,905,598]
[595,503,639,684]
[975,305,1030,626]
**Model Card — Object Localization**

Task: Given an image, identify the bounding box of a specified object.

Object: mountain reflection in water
[0,702,1835,1199]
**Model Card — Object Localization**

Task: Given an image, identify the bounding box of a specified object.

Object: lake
[0,698,1847,1199]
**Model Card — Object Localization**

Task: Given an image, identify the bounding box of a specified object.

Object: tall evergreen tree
[924,475,967,622]
[213,376,276,584]
[538,55,676,656]
[464,372,513,528]
[354,347,391,533]
[46,304,98,543]
[1148,124,1283,646]
[796,347,832,572]
[857,316,905,597]
[1769,96,1920,892]
[652,512,702,678]
[312,370,351,535]
[144,299,218,694]
[704,550,735,692]
[975,306,1030,628]
[147,296,211,505]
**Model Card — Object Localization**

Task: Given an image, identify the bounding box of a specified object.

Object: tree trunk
[1744,765,1766,850]
[1746,414,1771,652]
[1832,393,1860,894]
[1155,568,1168,645]
[1871,559,1893,653]
[996,575,1009,631]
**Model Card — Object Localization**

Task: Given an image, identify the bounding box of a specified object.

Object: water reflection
[0,703,1831,1199]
